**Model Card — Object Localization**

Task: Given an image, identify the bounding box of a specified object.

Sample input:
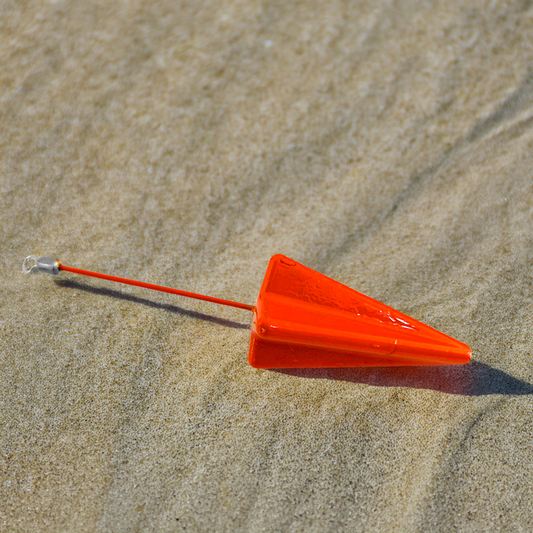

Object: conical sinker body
[248,255,472,369]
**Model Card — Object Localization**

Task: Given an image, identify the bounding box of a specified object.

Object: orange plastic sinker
[24,253,471,369]
[248,255,472,369]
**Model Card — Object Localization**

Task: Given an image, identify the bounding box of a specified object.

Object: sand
[2,1,533,531]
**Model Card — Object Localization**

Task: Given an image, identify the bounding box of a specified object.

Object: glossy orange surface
[248,255,472,369]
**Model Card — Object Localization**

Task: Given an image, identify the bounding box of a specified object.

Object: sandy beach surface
[2,1,533,531]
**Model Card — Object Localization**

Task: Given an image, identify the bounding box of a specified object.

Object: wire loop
[22,255,38,274]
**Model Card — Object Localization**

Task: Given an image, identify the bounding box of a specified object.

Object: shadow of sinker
[52,281,531,396]
[273,361,533,396]
[54,279,251,330]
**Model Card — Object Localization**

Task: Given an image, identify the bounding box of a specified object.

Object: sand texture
[2,1,533,531]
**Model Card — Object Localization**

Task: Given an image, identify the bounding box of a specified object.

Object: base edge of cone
[248,334,472,369]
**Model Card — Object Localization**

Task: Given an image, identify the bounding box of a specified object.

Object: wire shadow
[54,279,251,330]
[273,360,533,396]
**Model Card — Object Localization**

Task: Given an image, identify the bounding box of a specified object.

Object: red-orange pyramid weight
[248,255,471,369]
[25,252,472,369]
